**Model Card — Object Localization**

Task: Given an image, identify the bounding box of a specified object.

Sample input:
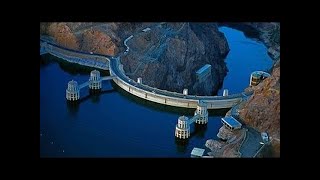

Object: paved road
[41,24,253,107]
[239,127,263,157]
[110,57,252,101]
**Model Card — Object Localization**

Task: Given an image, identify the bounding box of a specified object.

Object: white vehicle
[142,28,151,32]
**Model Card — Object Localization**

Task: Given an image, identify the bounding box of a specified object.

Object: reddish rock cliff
[239,60,280,157]
[40,22,120,56]
[40,22,230,96]
[81,30,118,56]
[46,23,80,50]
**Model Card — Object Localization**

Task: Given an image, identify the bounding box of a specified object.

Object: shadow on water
[66,101,80,116]
[218,23,260,40]
[175,138,189,153]
[192,123,208,138]
[88,89,103,103]
[174,124,208,153]
[42,54,230,117]
[40,54,110,76]
[66,89,116,115]
[80,89,116,104]
[111,81,230,116]
[40,54,54,67]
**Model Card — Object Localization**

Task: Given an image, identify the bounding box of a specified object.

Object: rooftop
[68,80,78,85]
[191,147,205,157]
[222,116,242,128]
[196,64,211,75]
[178,116,189,121]
[252,71,271,78]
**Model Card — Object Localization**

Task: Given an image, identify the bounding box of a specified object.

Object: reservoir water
[40,26,273,157]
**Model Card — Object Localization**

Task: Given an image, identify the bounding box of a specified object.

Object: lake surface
[217,26,273,95]
[40,26,273,157]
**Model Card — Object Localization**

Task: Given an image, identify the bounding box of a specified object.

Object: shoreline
[218,23,280,62]
[40,37,110,71]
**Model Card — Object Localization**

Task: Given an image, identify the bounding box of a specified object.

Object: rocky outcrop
[205,139,222,151]
[239,60,280,157]
[40,22,125,56]
[40,22,230,95]
[220,22,280,61]
[206,127,245,157]
[46,23,80,50]
[217,125,234,141]
[121,23,229,95]
[80,30,118,56]
[245,22,280,48]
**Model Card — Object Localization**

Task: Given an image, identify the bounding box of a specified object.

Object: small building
[137,77,142,84]
[183,88,188,95]
[223,89,229,96]
[261,132,269,143]
[196,64,212,82]
[221,116,242,131]
[191,147,205,158]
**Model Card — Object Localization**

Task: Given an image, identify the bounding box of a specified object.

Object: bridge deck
[102,76,116,81]
[79,82,89,89]
[78,76,116,89]
[188,114,200,125]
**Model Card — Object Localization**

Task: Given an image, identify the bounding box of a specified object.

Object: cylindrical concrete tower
[195,101,208,125]
[175,116,190,139]
[66,80,80,101]
[249,71,271,86]
[250,72,261,86]
[89,70,102,90]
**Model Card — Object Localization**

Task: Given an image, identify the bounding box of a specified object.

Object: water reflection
[218,23,260,39]
[175,138,189,153]
[66,89,116,115]
[111,81,227,117]
[89,89,101,103]
[41,26,273,157]
[66,101,79,116]
[40,55,54,67]
[40,54,110,76]
[193,124,208,138]
[174,124,208,153]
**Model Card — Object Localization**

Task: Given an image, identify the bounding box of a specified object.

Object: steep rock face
[46,23,79,50]
[220,22,280,61]
[245,22,280,47]
[40,22,123,56]
[121,23,229,95]
[40,22,230,95]
[80,30,118,56]
[239,61,280,156]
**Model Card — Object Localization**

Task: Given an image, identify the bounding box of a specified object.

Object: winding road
[40,24,253,109]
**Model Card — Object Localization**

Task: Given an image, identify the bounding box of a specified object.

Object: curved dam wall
[40,37,251,110]
[40,40,109,70]
[109,58,249,109]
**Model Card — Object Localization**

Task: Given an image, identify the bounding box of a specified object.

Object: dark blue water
[217,26,273,95]
[40,26,273,157]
